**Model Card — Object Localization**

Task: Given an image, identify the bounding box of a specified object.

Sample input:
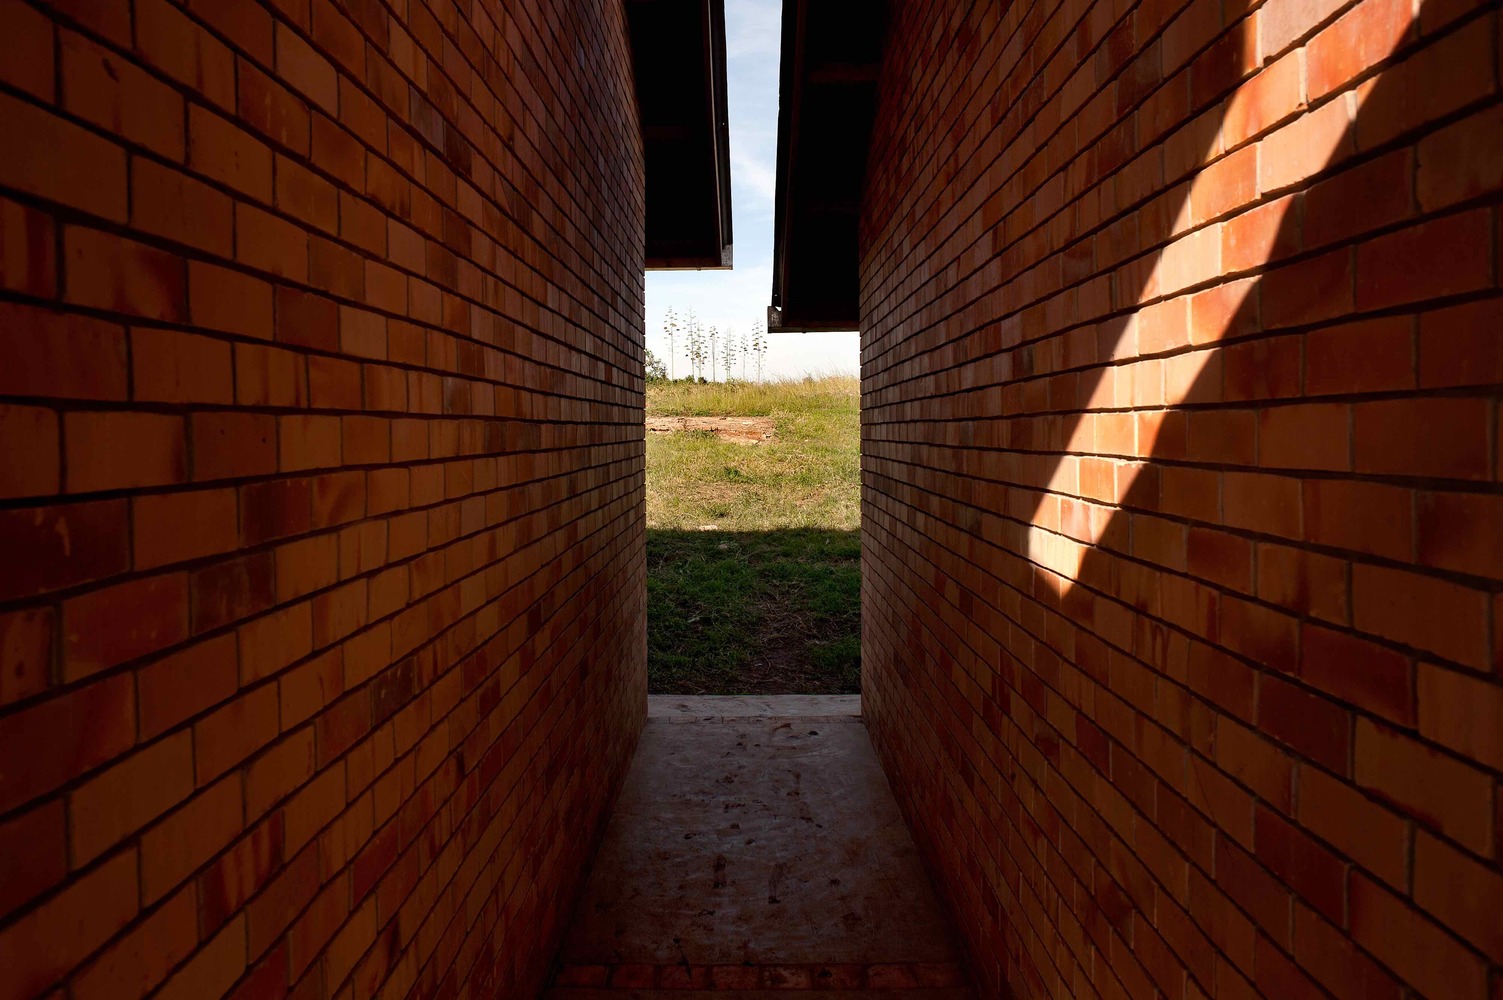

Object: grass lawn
[645,376,860,694]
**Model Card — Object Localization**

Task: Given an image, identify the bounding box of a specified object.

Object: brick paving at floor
[545,697,976,998]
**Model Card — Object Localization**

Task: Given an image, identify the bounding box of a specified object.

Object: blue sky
[644,0,860,380]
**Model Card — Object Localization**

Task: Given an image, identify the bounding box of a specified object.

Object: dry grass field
[644,376,860,694]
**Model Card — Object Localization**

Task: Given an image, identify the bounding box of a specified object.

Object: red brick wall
[0,1,647,997]
[860,0,1503,996]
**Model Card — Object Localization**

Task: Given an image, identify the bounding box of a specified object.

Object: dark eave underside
[768,1,886,331]
[627,0,734,270]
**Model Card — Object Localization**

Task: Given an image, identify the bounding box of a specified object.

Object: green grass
[645,376,861,694]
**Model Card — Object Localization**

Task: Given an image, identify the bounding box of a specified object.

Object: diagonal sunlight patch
[1025,28,1405,592]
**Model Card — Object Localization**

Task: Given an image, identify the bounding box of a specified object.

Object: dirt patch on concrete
[646,416,775,445]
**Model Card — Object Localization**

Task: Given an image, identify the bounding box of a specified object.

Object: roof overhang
[627,0,734,269]
[768,0,886,331]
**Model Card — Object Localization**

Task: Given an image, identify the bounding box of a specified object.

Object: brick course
[859,0,1503,997]
[0,1,647,997]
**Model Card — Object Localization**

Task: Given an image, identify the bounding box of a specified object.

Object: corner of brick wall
[0,0,648,997]
[859,0,1503,996]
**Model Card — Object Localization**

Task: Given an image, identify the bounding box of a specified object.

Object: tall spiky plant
[752,321,767,381]
[686,311,703,380]
[663,307,679,380]
[722,327,736,382]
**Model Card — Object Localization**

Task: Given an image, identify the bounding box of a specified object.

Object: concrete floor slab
[548,697,973,995]
[647,694,862,722]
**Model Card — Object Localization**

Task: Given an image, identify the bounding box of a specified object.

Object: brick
[236,202,310,282]
[191,552,277,634]
[1258,96,1352,194]
[1354,397,1491,482]
[1262,247,1355,331]
[276,20,339,113]
[0,197,58,297]
[246,728,315,818]
[1353,562,1489,670]
[341,305,389,358]
[1296,764,1408,889]
[1292,903,1404,1000]
[68,730,194,865]
[1305,315,1414,396]
[1257,403,1349,472]
[1305,0,1414,99]
[1413,831,1503,960]
[1222,195,1299,273]
[131,327,235,404]
[308,355,363,409]
[135,0,236,110]
[192,411,278,482]
[1417,662,1503,772]
[276,155,339,234]
[153,914,245,1000]
[279,648,344,729]
[65,411,186,494]
[1416,490,1503,578]
[0,500,131,603]
[1217,836,1293,944]
[1419,299,1503,388]
[0,404,60,499]
[195,683,281,784]
[1190,145,1257,226]
[0,303,128,401]
[188,104,274,202]
[1222,471,1301,539]
[133,488,240,569]
[137,633,239,739]
[1302,478,1413,562]
[131,159,233,255]
[72,887,197,1000]
[1300,624,1412,724]
[1302,149,1415,250]
[189,261,276,340]
[142,766,246,902]
[0,848,138,1000]
[0,606,53,707]
[287,873,349,979]
[241,478,313,545]
[308,236,365,298]
[0,0,54,101]
[1417,104,1503,212]
[239,601,314,682]
[1258,674,1350,774]
[238,58,311,155]
[1259,0,1350,58]
[0,90,127,221]
[200,813,284,936]
[0,800,66,920]
[1355,718,1493,853]
[50,0,132,45]
[276,286,340,350]
[63,227,187,323]
[1353,16,1497,152]
[280,414,343,471]
[1355,209,1493,312]
[0,6,649,1000]
[1350,873,1488,1000]
[61,572,189,681]
[236,342,309,407]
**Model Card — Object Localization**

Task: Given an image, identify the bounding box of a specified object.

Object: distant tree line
[648,307,768,383]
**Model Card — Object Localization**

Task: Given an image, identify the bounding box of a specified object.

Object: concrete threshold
[547,696,975,998]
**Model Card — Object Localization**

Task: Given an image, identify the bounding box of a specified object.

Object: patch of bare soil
[646,416,775,445]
